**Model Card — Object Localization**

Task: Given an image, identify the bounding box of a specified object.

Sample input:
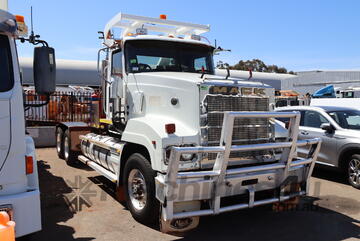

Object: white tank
[20,57,100,87]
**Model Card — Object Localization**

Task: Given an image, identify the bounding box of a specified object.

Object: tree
[216,61,229,69]
[225,59,295,74]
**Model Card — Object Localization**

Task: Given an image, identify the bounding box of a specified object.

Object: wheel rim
[64,136,69,160]
[56,131,62,153]
[348,158,360,186]
[128,169,147,211]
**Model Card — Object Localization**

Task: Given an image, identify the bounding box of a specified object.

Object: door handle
[301,131,309,135]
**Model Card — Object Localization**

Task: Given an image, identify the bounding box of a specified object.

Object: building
[281,70,360,94]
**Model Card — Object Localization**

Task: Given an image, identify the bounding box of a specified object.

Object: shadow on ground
[18,160,95,241]
[89,174,360,241]
[312,165,348,185]
[178,198,360,241]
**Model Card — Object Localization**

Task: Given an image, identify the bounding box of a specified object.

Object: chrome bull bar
[156,111,321,221]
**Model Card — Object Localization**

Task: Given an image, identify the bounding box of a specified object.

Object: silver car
[276,105,360,189]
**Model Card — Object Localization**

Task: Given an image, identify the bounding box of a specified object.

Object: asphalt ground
[21,148,360,241]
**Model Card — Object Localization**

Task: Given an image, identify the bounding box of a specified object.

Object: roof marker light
[15,15,28,37]
[15,15,24,23]
[160,14,167,20]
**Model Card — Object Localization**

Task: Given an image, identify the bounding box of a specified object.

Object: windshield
[328,110,360,130]
[125,40,214,74]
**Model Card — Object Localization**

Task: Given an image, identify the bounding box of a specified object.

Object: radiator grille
[206,95,269,112]
[203,94,272,160]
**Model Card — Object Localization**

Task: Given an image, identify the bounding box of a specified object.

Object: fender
[121,114,198,172]
[338,143,360,168]
[56,122,92,151]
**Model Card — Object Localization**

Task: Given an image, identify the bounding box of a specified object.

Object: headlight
[181,153,195,161]
[165,145,197,163]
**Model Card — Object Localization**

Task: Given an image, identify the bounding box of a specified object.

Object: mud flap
[273,176,301,212]
[115,185,126,202]
[272,196,300,212]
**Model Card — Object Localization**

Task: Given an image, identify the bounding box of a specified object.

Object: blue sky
[9,0,360,71]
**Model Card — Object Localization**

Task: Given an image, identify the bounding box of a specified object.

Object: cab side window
[112,50,123,76]
[303,110,329,128]
[0,35,14,92]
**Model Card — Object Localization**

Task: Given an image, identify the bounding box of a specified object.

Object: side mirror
[321,123,334,133]
[33,46,56,95]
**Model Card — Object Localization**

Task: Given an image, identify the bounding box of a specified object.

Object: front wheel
[348,154,360,189]
[123,153,159,224]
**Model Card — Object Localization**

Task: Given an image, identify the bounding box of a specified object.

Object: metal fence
[24,91,96,124]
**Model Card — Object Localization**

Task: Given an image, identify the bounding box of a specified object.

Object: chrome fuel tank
[80,133,125,175]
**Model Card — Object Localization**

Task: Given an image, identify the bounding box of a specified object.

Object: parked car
[276,105,360,189]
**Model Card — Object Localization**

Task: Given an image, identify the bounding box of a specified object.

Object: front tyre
[348,154,360,189]
[123,153,159,224]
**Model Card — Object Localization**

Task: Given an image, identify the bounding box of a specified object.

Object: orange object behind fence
[47,100,59,121]
[0,211,15,241]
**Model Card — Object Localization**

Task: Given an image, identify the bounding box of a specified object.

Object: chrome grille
[203,95,272,160]
[206,95,269,112]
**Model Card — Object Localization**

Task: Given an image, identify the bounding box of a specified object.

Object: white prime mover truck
[0,6,55,238]
[56,13,321,232]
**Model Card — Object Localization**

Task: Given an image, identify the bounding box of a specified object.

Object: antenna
[19,6,49,47]
[30,6,34,36]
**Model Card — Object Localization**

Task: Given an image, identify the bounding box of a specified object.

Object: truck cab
[56,13,321,233]
[0,9,41,237]
[0,8,55,237]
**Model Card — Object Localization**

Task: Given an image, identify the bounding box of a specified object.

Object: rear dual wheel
[63,130,78,166]
[56,127,78,165]
[56,127,65,159]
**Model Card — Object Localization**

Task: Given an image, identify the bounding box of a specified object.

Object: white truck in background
[0,3,56,237]
[56,13,321,233]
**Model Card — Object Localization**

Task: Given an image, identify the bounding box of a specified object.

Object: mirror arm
[19,37,49,47]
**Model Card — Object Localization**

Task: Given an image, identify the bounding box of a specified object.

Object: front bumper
[155,111,321,221]
[0,189,41,237]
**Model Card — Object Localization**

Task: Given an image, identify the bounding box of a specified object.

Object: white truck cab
[56,13,321,233]
[0,9,41,237]
[0,7,56,237]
